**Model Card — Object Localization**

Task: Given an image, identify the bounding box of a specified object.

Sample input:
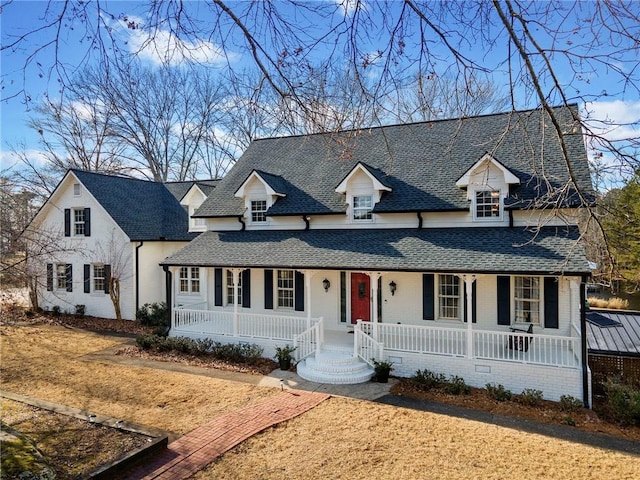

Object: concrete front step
[297,349,374,384]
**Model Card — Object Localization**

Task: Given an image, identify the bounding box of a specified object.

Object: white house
[29,169,217,320]
[161,105,595,405]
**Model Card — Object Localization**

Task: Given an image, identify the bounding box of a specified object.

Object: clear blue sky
[1,0,638,185]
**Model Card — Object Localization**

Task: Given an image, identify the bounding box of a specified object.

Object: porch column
[368,272,382,342]
[231,268,242,335]
[462,274,476,359]
[298,270,317,328]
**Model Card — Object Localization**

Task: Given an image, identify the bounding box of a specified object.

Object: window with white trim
[56,264,68,290]
[74,208,86,235]
[514,276,540,324]
[179,267,200,293]
[277,269,294,308]
[251,200,267,222]
[352,195,373,221]
[475,190,501,219]
[226,270,242,305]
[93,265,106,292]
[438,274,461,320]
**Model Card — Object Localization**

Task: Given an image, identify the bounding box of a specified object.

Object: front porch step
[297,350,374,385]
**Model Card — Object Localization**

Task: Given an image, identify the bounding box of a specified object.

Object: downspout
[508,209,514,228]
[135,241,144,313]
[237,215,246,231]
[163,265,172,329]
[416,211,423,229]
[580,274,590,408]
[302,215,310,230]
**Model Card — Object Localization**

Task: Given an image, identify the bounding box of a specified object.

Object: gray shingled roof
[195,105,593,218]
[164,179,219,201]
[587,310,640,356]
[162,226,590,275]
[71,169,197,242]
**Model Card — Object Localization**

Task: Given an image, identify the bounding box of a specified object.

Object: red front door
[351,273,371,324]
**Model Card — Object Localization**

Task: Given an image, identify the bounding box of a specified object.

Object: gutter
[135,241,144,313]
[580,274,590,408]
[162,265,172,327]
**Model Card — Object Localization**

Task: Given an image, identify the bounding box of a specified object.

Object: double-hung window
[277,270,294,308]
[352,195,373,221]
[514,276,540,324]
[438,274,461,320]
[226,270,242,305]
[74,208,86,235]
[475,190,501,219]
[251,200,267,223]
[93,265,106,292]
[179,267,200,294]
[56,264,68,290]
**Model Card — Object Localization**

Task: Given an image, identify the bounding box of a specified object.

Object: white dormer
[234,170,286,225]
[181,184,209,232]
[456,154,520,221]
[335,162,392,223]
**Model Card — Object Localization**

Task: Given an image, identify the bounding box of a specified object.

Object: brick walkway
[125,390,330,480]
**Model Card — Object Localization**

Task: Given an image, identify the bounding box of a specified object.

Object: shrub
[586,296,629,310]
[152,326,169,337]
[486,383,512,402]
[51,305,61,317]
[603,380,640,426]
[193,338,214,354]
[166,336,195,354]
[412,369,447,390]
[75,304,86,317]
[136,334,162,350]
[563,415,576,426]
[136,302,169,327]
[517,389,544,407]
[210,342,264,364]
[444,375,470,395]
[559,395,583,413]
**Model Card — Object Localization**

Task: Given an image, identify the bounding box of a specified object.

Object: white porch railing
[354,320,383,366]
[294,318,324,361]
[354,321,580,368]
[172,307,321,341]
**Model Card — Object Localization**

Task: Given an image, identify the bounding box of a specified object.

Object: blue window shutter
[64,209,71,237]
[544,277,559,329]
[294,271,304,312]
[497,276,511,325]
[84,208,91,237]
[264,270,273,309]
[214,268,223,306]
[84,264,90,293]
[47,264,53,291]
[66,264,73,292]
[463,281,477,323]
[242,269,251,308]
[422,274,434,320]
[104,264,111,294]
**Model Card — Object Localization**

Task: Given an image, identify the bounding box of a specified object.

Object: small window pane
[277,270,294,308]
[353,195,373,221]
[515,276,540,324]
[438,274,460,319]
[476,191,500,218]
[251,200,267,222]
[94,265,105,292]
[56,264,67,290]
[74,209,85,235]
[226,270,242,305]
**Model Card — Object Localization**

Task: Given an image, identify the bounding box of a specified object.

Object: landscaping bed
[1,398,151,480]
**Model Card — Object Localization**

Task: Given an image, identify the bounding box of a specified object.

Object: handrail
[354,320,384,366]
[294,317,323,361]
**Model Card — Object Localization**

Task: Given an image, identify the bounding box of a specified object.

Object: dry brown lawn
[2,319,639,479]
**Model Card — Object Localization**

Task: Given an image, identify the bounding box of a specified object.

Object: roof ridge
[252,104,580,142]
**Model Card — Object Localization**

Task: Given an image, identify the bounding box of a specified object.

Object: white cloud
[108,14,236,67]
[336,0,364,17]
[583,100,640,142]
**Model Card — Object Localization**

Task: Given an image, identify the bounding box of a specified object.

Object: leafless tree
[95,230,132,321]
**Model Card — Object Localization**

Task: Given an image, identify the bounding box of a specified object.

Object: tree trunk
[109,277,122,321]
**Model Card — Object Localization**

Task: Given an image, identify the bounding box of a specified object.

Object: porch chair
[507,323,533,352]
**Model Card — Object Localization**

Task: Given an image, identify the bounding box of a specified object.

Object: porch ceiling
[161,226,589,275]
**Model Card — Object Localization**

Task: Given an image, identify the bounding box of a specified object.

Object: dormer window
[475,190,501,219]
[353,195,373,221]
[251,200,267,222]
